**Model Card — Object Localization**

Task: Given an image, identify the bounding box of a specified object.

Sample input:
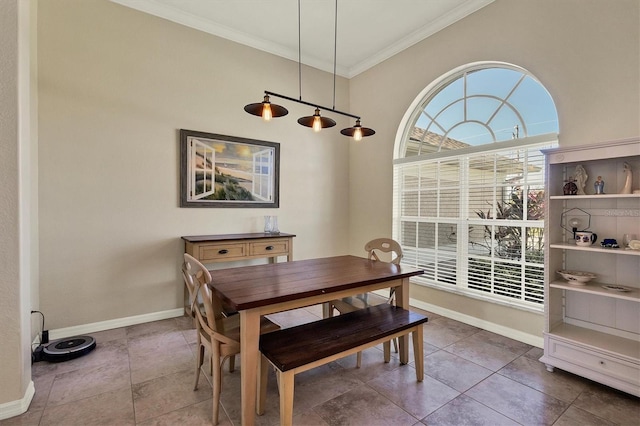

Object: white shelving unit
[540,138,640,397]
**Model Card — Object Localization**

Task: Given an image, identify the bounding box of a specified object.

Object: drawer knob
[266,245,274,251]
[218,249,229,254]
[599,361,605,365]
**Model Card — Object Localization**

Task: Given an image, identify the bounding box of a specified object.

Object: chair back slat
[364,238,403,265]
[183,253,226,334]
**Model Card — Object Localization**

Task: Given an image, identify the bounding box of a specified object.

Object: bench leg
[383,341,391,363]
[257,355,269,415]
[279,371,295,426]
[399,333,410,364]
[413,325,424,381]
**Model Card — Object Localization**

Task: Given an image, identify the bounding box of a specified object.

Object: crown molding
[111,0,494,79]
[347,0,495,78]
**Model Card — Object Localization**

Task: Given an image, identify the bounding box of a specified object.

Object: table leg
[240,309,260,425]
[395,277,410,364]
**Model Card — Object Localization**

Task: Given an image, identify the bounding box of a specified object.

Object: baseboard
[410,298,544,348]
[48,308,185,340]
[0,381,34,421]
[370,289,543,348]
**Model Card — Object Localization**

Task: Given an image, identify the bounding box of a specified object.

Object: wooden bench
[258,304,429,425]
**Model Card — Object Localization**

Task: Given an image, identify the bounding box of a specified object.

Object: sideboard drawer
[199,243,246,261]
[249,239,289,257]
[547,337,639,386]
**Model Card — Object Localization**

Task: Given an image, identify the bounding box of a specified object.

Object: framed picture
[180,129,280,208]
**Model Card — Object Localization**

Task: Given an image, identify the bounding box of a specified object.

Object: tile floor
[3,298,639,426]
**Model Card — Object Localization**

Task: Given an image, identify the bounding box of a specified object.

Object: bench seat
[258,304,428,425]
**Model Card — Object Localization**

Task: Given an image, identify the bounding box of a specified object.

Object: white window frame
[393,62,558,312]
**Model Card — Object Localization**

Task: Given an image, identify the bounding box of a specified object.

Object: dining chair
[329,238,403,365]
[183,254,280,425]
[182,254,239,321]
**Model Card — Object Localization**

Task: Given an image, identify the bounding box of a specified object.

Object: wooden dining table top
[209,255,425,311]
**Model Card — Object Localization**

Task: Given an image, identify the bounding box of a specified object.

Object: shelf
[549,243,640,256]
[548,323,640,361]
[550,280,640,302]
[543,139,640,396]
[550,194,640,200]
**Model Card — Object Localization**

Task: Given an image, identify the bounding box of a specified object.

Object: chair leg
[212,353,222,425]
[323,302,334,318]
[211,360,222,426]
[356,351,362,368]
[388,291,399,354]
[194,344,204,390]
[228,354,236,372]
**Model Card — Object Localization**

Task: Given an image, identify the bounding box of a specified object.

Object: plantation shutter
[394,136,554,309]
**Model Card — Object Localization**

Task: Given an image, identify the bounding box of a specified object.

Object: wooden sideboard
[181,232,295,315]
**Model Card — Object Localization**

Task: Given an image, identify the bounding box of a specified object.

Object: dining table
[209,254,425,425]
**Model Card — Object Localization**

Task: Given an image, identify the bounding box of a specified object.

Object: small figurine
[574,165,587,195]
[594,176,605,194]
[620,162,633,194]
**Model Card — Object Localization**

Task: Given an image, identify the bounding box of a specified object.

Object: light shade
[561,207,591,234]
[244,95,288,121]
[340,119,375,141]
[297,108,336,132]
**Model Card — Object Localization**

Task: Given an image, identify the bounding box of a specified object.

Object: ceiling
[111,0,494,78]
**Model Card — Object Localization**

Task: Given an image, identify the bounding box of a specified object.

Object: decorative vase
[270,216,280,234]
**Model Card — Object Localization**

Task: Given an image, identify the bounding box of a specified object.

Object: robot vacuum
[42,335,96,362]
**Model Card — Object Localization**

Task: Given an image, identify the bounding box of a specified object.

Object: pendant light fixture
[243,0,375,140]
[243,94,288,121]
[298,108,336,131]
[340,119,375,141]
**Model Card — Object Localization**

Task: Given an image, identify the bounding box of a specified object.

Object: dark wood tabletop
[208,255,424,311]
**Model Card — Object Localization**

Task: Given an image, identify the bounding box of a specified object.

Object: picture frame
[179,129,280,208]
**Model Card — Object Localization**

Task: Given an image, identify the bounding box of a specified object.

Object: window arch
[393,62,558,310]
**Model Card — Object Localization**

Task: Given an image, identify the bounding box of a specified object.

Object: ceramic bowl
[557,270,597,285]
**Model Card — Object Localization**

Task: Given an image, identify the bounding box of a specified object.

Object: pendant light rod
[332,0,337,109]
[264,90,360,120]
[244,0,374,139]
[298,0,302,101]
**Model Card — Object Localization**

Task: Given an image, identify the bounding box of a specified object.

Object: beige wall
[348,0,640,340]
[38,0,352,329]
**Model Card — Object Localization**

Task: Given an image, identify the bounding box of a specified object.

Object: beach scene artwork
[180,130,279,208]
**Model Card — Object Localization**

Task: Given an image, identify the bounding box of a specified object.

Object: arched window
[393,62,558,311]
